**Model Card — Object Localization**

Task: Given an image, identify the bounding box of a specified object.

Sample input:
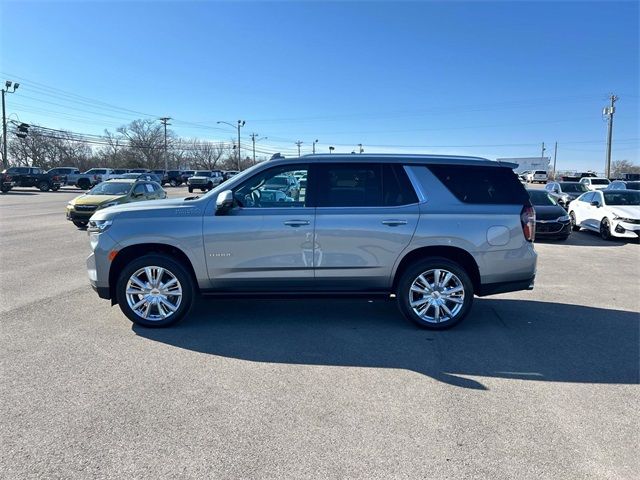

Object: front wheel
[116,254,195,328]
[397,257,474,330]
[72,220,88,228]
[600,218,612,241]
[77,179,90,190]
[38,181,50,192]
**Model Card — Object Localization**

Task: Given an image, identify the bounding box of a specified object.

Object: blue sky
[1,1,638,171]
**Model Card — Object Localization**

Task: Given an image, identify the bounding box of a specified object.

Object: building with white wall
[498,157,550,173]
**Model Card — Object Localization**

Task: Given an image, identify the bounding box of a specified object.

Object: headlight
[557,215,570,222]
[614,217,636,223]
[98,201,118,209]
[87,219,113,232]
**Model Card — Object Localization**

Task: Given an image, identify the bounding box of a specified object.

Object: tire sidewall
[116,254,195,327]
[397,257,474,329]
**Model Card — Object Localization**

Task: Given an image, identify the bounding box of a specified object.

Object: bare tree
[115,119,166,169]
[191,139,228,170]
[611,159,640,178]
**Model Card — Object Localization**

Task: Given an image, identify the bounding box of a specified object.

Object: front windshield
[195,171,210,176]
[88,182,132,195]
[559,183,588,193]
[529,190,557,206]
[603,191,640,206]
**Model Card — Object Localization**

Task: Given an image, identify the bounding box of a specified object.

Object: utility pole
[217,120,245,171]
[540,142,546,161]
[2,80,19,169]
[312,139,318,154]
[295,140,303,156]
[552,141,558,179]
[159,117,171,171]
[358,143,364,154]
[603,94,618,179]
[249,133,267,165]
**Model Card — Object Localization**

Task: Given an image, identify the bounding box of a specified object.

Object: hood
[90,197,205,221]
[533,204,568,221]
[609,206,640,220]
[72,194,127,205]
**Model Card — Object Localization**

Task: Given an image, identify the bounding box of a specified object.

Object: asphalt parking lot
[1,186,638,480]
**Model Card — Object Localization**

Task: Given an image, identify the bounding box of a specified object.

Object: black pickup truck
[1,167,64,192]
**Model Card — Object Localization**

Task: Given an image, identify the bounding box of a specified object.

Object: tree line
[5,119,262,172]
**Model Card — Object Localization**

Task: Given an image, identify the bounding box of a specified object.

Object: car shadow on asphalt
[536,231,636,247]
[133,297,639,390]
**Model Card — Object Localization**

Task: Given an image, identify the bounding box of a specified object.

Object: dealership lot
[1,187,638,479]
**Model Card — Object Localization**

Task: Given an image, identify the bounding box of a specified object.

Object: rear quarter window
[428,164,529,204]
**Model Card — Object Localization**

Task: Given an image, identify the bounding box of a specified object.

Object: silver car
[87,154,537,329]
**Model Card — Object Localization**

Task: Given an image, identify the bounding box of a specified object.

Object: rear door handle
[382,219,407,226]
[284,220,310,227]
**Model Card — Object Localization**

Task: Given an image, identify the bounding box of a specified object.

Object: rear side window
[315,163,418,207]
[428,165,529,204]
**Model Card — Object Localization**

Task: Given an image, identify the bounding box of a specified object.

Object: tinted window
[535,170,547,175]
[428,165,529,204]
[559,183,588,193]
[603,191,640,206]
[591,179,610,185]
[315,163,418,207]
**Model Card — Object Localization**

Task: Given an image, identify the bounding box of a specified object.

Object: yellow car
[66,178,166,228]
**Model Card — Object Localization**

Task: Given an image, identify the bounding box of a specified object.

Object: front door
[312,163,419,291]
[203,163,315,291]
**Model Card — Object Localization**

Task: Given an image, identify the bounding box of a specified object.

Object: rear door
[312,162,419,291]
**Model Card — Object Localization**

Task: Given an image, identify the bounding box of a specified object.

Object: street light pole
[329,146,335,154]
[250,133,267,165]
[295,140,303,157]
[312,139,318,154]
[159,117,171,171]
[2,80,19,169]
[217,120,245,171]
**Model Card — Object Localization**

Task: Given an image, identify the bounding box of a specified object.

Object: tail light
[521,205,536,242]
[5,175,11,181]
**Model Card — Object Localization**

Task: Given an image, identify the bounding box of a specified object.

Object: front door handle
[284,219,310,227]
[382,219,407,226]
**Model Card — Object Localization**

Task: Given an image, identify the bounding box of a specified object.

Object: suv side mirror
[590,200,600,207]
[216,190,234,215]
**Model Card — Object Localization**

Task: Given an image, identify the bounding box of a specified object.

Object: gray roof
[270,153,513,168]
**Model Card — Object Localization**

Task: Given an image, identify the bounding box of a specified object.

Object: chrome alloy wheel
[408,269,465,323]
[125,266,183,321]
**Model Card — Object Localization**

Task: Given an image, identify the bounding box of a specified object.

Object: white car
[531,170,548,184]
[568,190,640,240]
[579,177,610,191]
[520,171,533,182]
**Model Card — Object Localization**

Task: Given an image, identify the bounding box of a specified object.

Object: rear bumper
[477,276,535,297]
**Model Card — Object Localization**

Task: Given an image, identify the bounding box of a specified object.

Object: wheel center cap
[432,291,441,299]
[150,288,160,296]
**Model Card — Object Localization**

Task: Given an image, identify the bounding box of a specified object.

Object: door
[312,163,420,291]
[574,192,594,227]
[203,163,315,291]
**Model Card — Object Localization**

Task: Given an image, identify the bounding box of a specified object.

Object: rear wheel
[77,179,90,190]
[0,185,10,193]
[600,218,612,241]
[51,185,60,191]
[116,254,195,328]
[169,179,177,187]
[397,257,474,330]
[38,181,50,192]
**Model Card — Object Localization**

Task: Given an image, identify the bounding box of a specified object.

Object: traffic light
[16,123,29,139]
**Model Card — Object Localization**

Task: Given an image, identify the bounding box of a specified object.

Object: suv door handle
[382,219,407,226]
[284,220,310,227]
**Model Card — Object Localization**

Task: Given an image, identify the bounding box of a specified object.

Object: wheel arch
[108,243,199,303]
[392,245,481,292]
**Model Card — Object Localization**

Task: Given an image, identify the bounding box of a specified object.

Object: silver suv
[87,155,537,329]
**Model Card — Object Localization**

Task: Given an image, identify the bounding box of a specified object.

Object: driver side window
[233,165,307,208]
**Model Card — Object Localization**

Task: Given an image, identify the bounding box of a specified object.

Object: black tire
[0,186,10,193]
[72,220,88,228]
[569,211,580,231]
[200,188,207,192]
[207,182,213,191]
[51,185,60,192]
[397,257,474,330]
[169,179,177,187]
[38,181,50,192]
[188,187,193,193]
[600,218,612,241]
[78,179,90,190]
[116,254,195,328]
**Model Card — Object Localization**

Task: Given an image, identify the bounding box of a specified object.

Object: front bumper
[535,220,571,238]
[66,207,96,221]
[611,220,640,238]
